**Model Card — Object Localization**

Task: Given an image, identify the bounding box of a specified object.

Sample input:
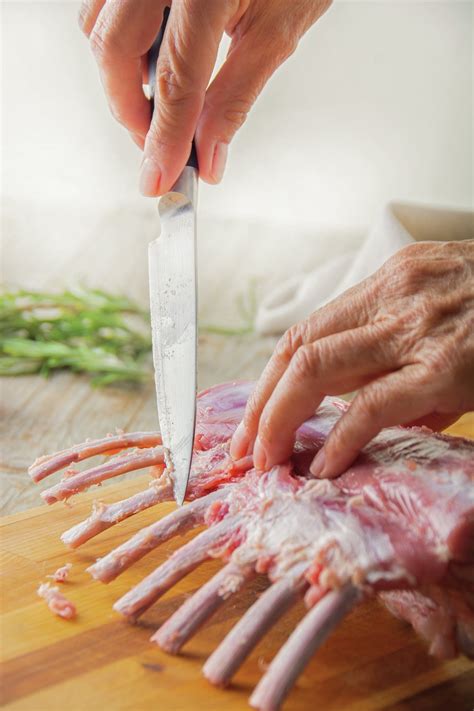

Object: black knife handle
[147,6,198,170]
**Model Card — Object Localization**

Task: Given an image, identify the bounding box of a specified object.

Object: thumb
[195,32,296,184]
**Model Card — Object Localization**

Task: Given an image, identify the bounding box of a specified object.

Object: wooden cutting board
[1,418,474,711]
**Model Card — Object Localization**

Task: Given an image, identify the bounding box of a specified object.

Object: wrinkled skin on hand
[78,0,332,195]
[231,240,474,479]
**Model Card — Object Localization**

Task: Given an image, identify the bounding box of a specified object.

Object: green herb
[0,283,257,387]
[0,287,151,386]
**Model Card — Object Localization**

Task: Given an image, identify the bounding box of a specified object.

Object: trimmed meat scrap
[29,380,474,711]
[47,563,72,583]
[37,582,76,620]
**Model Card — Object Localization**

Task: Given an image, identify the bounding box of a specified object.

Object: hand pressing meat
[231,240,474,480]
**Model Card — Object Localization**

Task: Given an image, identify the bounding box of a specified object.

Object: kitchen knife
[147,8,198,506]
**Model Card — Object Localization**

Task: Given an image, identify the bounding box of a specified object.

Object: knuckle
[257,414,275,447]
[261,21,299,64]
[222,96,253,132]
[78,3,92,35]
[145,121,185,155]
[89,11,125,62]
[243,390,265,434]
[385,244,424,288]
[275,327,299,364]
[398,241,424,260]
[157,65,199,107]
[291,345,317,381]
[276,321,312,362]
[423,343,456,382]
[393,260,420,294]
[354,387,381,423]
[89,21,115,61]
[278,35,299,62]
[415,364,438,392]
[156,29,203,108]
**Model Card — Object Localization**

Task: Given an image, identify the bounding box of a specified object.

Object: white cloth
[255,203,474,335]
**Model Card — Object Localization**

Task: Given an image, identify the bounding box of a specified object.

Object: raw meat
[37,582,76,620]
[47,563,72,583]
[29,380,474,710]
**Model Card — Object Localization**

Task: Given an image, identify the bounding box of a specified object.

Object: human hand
[79,0,331,195]
[230,240,474,478]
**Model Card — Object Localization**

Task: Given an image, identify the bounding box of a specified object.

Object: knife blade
[147,9,198,505]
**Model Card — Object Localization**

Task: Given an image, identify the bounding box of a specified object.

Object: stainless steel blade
[148,166,198,505]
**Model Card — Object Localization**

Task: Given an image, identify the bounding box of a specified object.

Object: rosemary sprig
[0,287,151,386]
[0,283,257,386]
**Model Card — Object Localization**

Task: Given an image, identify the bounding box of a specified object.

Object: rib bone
[41,447,164,504]
[61,480,172,548]
[29,432,161,482]
[88,488,227,582]
[152,563,252,654]
[250,584,360,711]
[113,517,240,620]
[204,574,307,688]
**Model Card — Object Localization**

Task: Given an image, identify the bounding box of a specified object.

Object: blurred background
[1,0,472,512]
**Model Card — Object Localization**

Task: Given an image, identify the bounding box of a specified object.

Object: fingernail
[230,422,250,460]
[253,436,268,471]
[310,448,326,478]
[211,142,228,183]
[139,157,161,196]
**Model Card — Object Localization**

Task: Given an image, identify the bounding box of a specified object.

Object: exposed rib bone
[152,563,253,654]
[29,432,161,482]
[88,488,227,581]
[113,517,239,620]
[61,480,173,548]
[204,575,307,688]
[41,447,164,504]
[250,584,360,711]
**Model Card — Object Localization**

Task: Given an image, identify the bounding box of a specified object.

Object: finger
[195,31,291,184]
[311,366,439,479]
[78,0,105,37]
[252,326,396,470]
[230,282,374,460]
[89,0,166,139]
[196,0,333,183]
[140,0,233,197]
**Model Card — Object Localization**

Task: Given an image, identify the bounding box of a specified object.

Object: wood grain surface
[1,417,474,711]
